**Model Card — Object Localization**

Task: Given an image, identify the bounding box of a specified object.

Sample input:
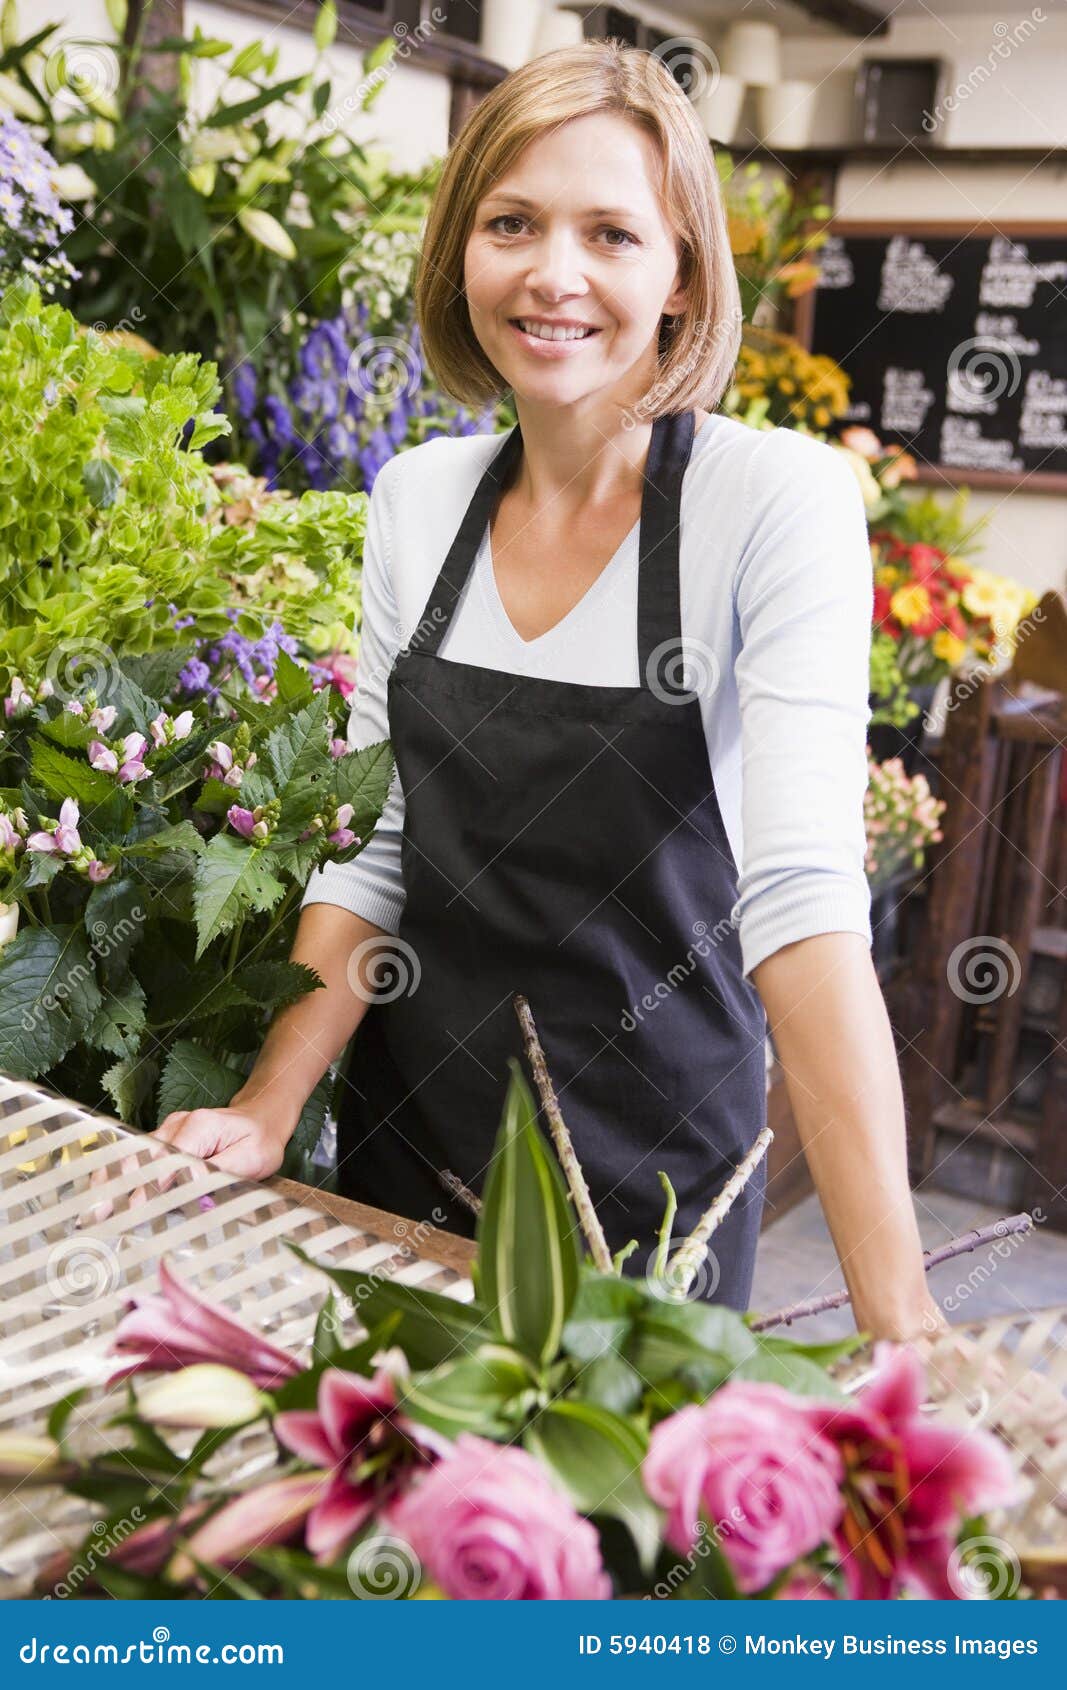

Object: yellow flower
[932,630,967,667]
[891,584,933,626]
[961,573,1008,620]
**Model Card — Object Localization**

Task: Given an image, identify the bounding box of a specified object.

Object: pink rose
[384,1433,611,1600]
[643,1382,844,1595]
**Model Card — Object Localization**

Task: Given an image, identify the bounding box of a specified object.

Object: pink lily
[4,677,32,718]
[149,712,169,748]
[89,704,117,733]
[275,1366,450,1561]
[328,828,358,849]
[108,1257,301,1390]
[117,732,149,784]
[86,859,114,883]
[801,1342,1020,1600]
[54,799,82,854]
[65,699,85,717]
[0,813,23,853]
[168,1473,332,1583]
[329,737,348,759]
[89,739,118,773]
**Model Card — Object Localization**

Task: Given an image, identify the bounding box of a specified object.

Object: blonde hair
[414,40,742,420]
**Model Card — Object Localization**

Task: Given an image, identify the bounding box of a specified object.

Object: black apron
[335,408,769,1309]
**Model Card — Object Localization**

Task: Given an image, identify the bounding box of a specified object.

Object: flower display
[864,752,946,892]
[110,1259,301,1390]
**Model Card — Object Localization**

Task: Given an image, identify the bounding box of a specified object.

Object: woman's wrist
[230,1079,305,1147]
[853,1289,949,1344]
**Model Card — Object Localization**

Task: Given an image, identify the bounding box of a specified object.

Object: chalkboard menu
[799,223,1067,491]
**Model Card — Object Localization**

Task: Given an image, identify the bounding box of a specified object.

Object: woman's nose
[522,232,589,298]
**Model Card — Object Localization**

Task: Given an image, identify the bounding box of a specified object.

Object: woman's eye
[486,216,637,247]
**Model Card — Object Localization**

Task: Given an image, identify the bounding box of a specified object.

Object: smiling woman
[151,40,944,1343]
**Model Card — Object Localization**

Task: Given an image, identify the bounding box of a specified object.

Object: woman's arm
[150,904,388,1178]
[753,930,947,1340]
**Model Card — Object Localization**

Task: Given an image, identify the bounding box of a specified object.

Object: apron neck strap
[410,409,696,686]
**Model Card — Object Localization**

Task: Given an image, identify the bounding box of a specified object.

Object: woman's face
[463,111,688,412]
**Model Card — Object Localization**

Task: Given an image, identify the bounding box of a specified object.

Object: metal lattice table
[0,1074,474,1596]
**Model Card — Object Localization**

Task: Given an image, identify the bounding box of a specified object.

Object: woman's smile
[506,316,604,356]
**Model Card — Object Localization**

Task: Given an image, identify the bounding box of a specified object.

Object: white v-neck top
[303,413,874,983]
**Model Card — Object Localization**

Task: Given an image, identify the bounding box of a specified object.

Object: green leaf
[562,1273,645,1364]
[205,75,310,128]
[82,457,121,509]
[274,647,314,707]
[105,0,128,33]
[230,958,322,1012]
[284,1242,492,1371]
[39,711,95,750]
[192,834,285,960]
[330,740,393,838]
[313,0,337,52]
[84,875,147,982]
[0,926,103,1077]
[399,1345,536,1440]
[47,1388,89,1449]
[101,1052,158,1125]
[629,1299,757,1397]
[525,1401,662,1575]
[85,976,146,1059]
[477,1061,582,1366]
[156,1039,245,1123]
[122,819,206,859]
[30,740,118,808]
[265,687,332,788]
[272,1317,401,1413]
[572,1351,644,1416]
[733,1336,845,1398]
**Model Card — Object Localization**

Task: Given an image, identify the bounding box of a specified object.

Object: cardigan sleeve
[729,428,874,982]
[301,453,407,934]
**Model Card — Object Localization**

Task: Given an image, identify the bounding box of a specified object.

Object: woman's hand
[150,1094,297,1182]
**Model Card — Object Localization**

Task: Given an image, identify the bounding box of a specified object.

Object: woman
[154,43,945,1339]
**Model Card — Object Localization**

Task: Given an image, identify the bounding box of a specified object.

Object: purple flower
[230,362,258,420]
[264,393,296,446]
[89,740,118,773]
[226,805,257,839]
[177,657,212,696]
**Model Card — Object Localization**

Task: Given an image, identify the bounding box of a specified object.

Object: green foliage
[0,286,366,681]
[1,6,397,360]
[0,650,393,1155]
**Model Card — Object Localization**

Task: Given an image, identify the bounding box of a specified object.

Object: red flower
[109,1258,301,1391]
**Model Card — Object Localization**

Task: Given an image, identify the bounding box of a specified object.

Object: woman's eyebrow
[480,192,647,221]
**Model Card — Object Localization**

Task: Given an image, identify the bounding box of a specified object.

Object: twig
[513,994,613,1273]
[439,1168,481,1215]
[667,1126,774,1295]
[750,1212,1035,1332]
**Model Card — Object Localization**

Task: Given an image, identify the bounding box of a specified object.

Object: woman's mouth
[507,318,602,354]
